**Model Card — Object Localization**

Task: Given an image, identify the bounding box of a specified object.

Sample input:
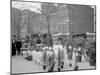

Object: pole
[47,15,50,36]
[46,4,52,47]
[27,13,30,34]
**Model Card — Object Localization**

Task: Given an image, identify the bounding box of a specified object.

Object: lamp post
[45,4,52,47]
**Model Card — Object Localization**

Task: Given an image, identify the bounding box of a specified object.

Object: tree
[28,3,52,47]
[11,7,23,39]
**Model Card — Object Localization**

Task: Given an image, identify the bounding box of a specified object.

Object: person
[16,39,22,55]
[12,39,16,56]
[52,41,64,72]
[42,47,49,70]
[72,33,87,70]
[67,45,73,67]
[48,47,55,72]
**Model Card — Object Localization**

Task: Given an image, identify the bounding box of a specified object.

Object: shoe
[48,69,52,72]
[69,63,72,67]
[74,66,78,71]
[61,65,63,69]
[58,68,61,72]
[43,65,46,70]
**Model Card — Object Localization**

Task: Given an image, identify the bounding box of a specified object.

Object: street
[11,48,95,74]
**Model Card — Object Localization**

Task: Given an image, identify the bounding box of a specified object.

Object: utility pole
[46,3,53,47]
[27,12,31,35]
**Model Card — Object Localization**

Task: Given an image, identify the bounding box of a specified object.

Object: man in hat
[16,38,22,55]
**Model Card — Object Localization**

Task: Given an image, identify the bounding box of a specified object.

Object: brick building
[11,3,95,38]
[67,5,95,33]
[41,3,69,34]
[41,3,95,34]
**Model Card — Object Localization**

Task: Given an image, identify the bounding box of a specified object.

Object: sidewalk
[11,56,46,74]
[61,48,95,71]
[11,52,95,74]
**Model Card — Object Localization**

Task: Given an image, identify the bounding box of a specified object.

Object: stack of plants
[72,33,87,62]
[85,40,96,66]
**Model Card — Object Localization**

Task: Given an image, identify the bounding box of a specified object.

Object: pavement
[11,55,46,74]
[11,48,95,74]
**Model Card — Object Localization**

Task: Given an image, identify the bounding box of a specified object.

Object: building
[67,5,95,33]
[57,4,69,34]
[11,3,95,38]
[41,3,95,34]
[41,3,69,34]
[11,7,22,36]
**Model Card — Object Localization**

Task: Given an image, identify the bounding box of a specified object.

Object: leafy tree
[11,7,23,39]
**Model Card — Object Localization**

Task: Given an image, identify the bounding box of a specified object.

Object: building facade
[11,3,95,38]
[41,3,69,34]
[57,4,69,34]
[41,3,95,34]
[67,5,95,33]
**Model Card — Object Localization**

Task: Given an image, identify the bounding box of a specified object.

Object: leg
[58,67,61,72]
[51,62,55,71]
[73,52,78,71]
[43,65,47,70]
[69,60,72,67]
[74,65,78,71]
[61,61,64,69]
[17,48,20,55]
[58,61,61,72]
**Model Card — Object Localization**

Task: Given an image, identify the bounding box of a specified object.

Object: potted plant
[86,41,96,66]
[66,39,73,67]
[72,33,87,62]
[67,46,73,60]
[75,48,82,62]
[25,35,30,43]
[66,36,73,60]
[89,50,96,66]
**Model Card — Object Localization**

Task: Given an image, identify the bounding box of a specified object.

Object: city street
[11,1,96,75]
[11,48,95,74]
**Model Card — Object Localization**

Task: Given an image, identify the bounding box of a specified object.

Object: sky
[12,0,95,14]
[12,1,42,13]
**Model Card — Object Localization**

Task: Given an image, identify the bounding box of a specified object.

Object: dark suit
[16,40,22,55]
[12,41,16,56]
